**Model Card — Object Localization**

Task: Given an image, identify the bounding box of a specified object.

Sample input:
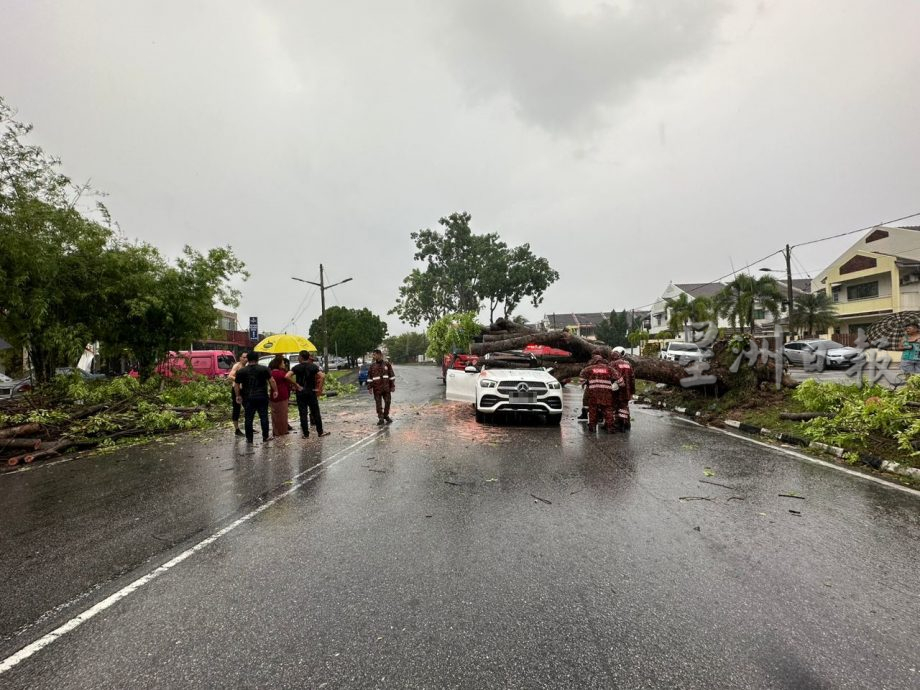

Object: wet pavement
[1,364,918,688]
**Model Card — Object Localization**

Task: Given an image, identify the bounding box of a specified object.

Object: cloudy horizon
[2,0,919,335]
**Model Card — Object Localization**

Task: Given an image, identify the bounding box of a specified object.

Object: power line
[627,211,920,314]
[792,211,920,249]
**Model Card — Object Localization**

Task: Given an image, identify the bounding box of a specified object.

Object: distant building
[812,225,920,337]
[541,311,648,340]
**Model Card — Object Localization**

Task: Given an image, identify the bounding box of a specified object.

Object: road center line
[0,428,387,676]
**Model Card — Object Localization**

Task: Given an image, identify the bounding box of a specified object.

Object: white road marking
[0,428,387,675]
[655,409,920,498]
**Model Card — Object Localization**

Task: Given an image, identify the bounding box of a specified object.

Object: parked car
[445,351,563,425]
[659,341,710,364]
[358,363,369,387]
[0,372,33,400]
[55,367,107,381]
[782,339,861,370]
[156,350,237,379]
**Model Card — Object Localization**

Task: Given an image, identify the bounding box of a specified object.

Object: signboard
[248,317,259,342]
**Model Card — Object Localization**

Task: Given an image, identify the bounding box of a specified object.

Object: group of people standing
[228,350,329,444]
[226,348,397,443]
[578,348,635,433]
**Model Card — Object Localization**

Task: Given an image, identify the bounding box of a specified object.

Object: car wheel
[475,409,485,423]
[547,414,561,426]
[816,358,826,372]
[783,355,791,366]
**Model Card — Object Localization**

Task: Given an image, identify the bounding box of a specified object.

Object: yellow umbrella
[253,333,318,354]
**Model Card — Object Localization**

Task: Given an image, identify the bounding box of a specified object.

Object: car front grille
[496,381,548,393]
[545,397,562,409]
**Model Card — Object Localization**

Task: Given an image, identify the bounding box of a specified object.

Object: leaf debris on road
[778,493,805,500]
[530,493,552,505]
[679,496,714,502]
[702,467,716,477]
[699,479,738,491]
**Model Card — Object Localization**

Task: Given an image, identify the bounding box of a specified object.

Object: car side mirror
[464,366,478,373]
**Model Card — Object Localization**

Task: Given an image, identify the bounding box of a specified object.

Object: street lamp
[292,264,353,373]
[759,244,794,320]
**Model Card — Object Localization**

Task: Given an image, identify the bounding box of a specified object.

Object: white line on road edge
[0,428,387,676]
[665,413,920,499]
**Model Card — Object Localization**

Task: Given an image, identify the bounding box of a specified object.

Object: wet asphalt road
[1,365,919,689]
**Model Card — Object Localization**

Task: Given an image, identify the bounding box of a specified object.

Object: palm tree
[790,292,837,338]
[714,275,783,334]
[665,295,715,337]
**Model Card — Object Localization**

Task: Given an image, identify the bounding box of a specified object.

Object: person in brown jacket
[367,349,395,426]
[609,348,635,431]
[579,354,622,433]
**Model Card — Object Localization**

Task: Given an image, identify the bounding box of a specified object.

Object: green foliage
[391,212,558,326]
[51,372,141,405]
[137,406,211,432]
[665,294,714,335]
[790,291,837,338]
[308,306,388,362]
[641,341,661,357]
[656,330,675,340]
[714,275,783,334]
[595,309,629,347]
[383,331,429,363]
[793,377,920,453]
[425,312,482,360]
[628,329,649,348]
[323,375,357,396]
[155,378,228,408]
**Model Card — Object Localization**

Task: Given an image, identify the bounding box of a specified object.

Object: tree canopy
[391,212,559,326]
[790,291,837,338]
[0,97,247,381]
[382,331,429,364]
[308,306,388,362]
[713,275,783,334]
[595,309,630,347]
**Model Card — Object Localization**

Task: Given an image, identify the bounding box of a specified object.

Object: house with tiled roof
[541,311,649,340]
[812,225,920,338]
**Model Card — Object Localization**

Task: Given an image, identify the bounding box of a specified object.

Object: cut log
[0,438,42,451]
[778,412,831,421]
[0,423,42,439]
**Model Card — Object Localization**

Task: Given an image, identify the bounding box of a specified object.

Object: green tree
[425,312,482,360]
[595,309,630,347]
[0,98,247,381]
[391,212,558,326]
[309,306,388,362]
[664,294,714,336]
[790,291,837,338]
[627,329,649,348]
[714,275,783,334]
[382,331,429,364]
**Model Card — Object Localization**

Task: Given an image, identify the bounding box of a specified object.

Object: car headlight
[547,382,561,389]
[479,379,497,388]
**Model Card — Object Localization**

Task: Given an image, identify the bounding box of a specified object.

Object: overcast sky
[3,0,919,335]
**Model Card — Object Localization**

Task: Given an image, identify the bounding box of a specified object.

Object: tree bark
[0,423,42,439]
[0,438,42,451]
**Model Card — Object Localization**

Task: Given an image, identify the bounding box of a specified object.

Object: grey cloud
[440,0,727,134]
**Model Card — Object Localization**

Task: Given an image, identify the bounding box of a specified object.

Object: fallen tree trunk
[472,329,797,391]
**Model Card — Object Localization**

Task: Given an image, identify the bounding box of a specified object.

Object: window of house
[831,287,840,303]
[753,308,765,320]
[846,282,879,300]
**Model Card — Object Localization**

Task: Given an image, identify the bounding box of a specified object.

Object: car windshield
[811,340,843,349]
[669,343,699,352]
[481,352,541,369]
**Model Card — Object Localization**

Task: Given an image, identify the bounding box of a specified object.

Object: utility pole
[784,244,795,333]
[292,265,353,373]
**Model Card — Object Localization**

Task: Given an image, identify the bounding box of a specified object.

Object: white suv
[445,351,564,425]
[659,341,709,364]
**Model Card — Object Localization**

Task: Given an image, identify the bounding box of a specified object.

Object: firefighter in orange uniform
[609,348,635,432]
[579,354,622,433]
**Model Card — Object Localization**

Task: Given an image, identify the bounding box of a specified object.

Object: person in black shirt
[287,350,330,438]
[233,350,278,443]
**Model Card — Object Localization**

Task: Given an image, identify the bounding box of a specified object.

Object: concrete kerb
[635,395,920,482]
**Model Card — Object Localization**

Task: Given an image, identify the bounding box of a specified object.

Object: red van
[156,350,237,380]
